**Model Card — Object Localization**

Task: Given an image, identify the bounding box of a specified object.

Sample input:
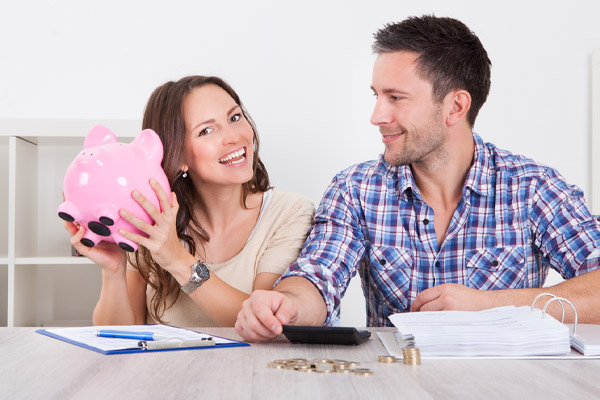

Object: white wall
[1,0,599,326]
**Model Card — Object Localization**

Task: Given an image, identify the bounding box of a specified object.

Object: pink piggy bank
[58,125,171,252]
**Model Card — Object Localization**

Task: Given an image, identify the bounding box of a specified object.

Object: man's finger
[254,296,286,335]
[273,297,299,330]
[416,297,446,312]
[411,286,442,312]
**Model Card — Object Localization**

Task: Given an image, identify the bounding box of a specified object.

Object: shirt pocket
[367,246,413,310]
[466,246,526,290]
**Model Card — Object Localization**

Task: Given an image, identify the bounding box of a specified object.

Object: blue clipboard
[36,324,249,355]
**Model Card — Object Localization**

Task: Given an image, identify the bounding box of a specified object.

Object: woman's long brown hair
[131,76,271,323]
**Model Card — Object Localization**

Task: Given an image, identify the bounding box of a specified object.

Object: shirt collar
[464,132,493,197]
[374,155,415,201]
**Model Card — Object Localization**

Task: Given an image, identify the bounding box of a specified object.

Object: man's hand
[411,283,491,312]
[235,290,299,342]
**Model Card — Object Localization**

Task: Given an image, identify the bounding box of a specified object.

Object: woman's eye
[230,113,241,123]
[199,127,213,136]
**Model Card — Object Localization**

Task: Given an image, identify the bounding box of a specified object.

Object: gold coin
[287,358,307,363]
[268,358,366,374]
[353,368,374,376]
[334,363,352,371]
[315,363,335,373]
[378,355,397,363]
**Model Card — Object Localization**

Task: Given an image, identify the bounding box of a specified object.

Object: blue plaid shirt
[282,133,600,326]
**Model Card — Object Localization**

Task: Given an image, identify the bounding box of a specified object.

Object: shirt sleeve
[279,175,368,326]
[257,195,315,275]
[530,167,600,279]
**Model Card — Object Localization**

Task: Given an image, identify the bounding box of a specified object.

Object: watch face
[191,262,210,282]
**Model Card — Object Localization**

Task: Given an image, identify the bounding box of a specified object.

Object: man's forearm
[275,276,328,326]
[487,268,600,324]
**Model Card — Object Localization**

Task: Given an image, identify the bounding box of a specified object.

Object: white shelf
[15,257,94,265]
[0,118,140,138]
[1,118,134,327]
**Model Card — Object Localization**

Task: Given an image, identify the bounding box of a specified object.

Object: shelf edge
[15,257,95,265]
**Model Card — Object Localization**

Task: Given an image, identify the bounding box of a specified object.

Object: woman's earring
[182,171,188,178]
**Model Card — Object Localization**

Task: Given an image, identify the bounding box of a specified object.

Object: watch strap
[181,261,210,295]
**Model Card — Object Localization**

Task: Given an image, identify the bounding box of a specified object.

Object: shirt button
[491,260,499,267]
[423,219,430,225]
[379,259,386,266]
[435,261,441,268]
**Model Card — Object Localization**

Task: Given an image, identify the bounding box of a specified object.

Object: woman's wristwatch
[181,261,210,294]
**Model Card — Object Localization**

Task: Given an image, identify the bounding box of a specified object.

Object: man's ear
[445,90,471,127]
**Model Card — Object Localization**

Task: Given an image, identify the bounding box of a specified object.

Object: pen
[138,337,216,350]
[96,330,169,341]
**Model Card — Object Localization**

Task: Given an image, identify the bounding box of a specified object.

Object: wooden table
[2,327,600,399]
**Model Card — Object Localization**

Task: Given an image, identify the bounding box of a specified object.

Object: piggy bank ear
[131,129,164,162]
[84,125,118,149]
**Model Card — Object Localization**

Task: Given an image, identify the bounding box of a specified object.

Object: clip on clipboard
[138,337,216,350]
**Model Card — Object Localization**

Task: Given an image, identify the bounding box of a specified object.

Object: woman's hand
[118,178,189,272]
[64,221,128,274]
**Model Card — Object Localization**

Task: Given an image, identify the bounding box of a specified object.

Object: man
[235,15,600,342]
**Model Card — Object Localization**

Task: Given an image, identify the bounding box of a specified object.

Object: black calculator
[281,325,371,345]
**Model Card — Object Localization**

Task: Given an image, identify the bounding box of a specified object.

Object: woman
[65,76,315,327]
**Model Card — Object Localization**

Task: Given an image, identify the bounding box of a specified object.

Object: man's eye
[230,113,241,123]
[391,96,402,102]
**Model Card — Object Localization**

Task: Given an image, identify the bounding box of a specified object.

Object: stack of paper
[388,306,571,357]
[570,324,600,356]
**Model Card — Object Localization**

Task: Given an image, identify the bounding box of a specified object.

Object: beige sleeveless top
[141,189,314,327]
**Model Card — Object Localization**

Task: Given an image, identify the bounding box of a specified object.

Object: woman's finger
[171,191,179,214]
[68,225,91,255]
[119,208,154,235]
[64,221,79,235]
[119,228,150,250]
[131,189,161,222]
[150,178,172,215]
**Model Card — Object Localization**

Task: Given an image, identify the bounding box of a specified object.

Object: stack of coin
[267,358,374,376]
[402,346,421,365]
